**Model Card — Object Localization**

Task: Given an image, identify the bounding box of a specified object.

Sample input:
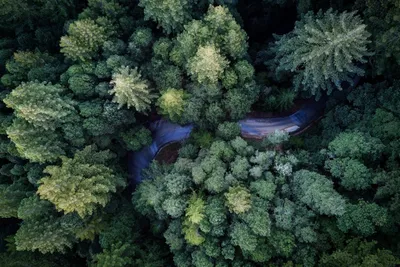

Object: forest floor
[154,142,182,164]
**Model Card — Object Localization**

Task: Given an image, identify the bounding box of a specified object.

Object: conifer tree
[92,242,134,267]
[14,196,78,254]
[7,118,66,163]
[3,82,77,130]
[270,9,372,98]
[14,215,77,253]
[60,19,109,62]
[37,145,125,218]
[110,66,154,112]
[139,0,194,34]
[1,51,64,87]
[0,180,31,218]
[187,45,229,85]
[355,0,400,75]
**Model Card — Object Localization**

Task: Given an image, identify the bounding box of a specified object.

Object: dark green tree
[292,170,346,216]
[319,238,400,267]
[269,9,372,98]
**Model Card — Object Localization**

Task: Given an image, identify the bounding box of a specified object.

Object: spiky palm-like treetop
[110,66,154,112]
[270,9,372,98]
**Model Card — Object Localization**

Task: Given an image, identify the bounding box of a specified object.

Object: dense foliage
[268,9,372,99]
[1,0,400,266]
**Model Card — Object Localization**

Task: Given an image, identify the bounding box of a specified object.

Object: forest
[0,0,400,266]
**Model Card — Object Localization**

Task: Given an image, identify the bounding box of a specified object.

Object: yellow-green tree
[60,19,109,62]
[110,66,154,112]
[3,82,76,130]
[37,146,125,218]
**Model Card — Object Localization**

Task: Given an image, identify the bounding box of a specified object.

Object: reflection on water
[128,100,325,185]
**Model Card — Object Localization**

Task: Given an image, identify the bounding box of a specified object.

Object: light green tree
[60,19,109,61]
[37,145,125,217]
[224,186,252,214]
[182,193,206,246]
[110,66,154,112]
[3,82,76,130]
[157,88,187,122]
[172,5,248,65]
[139,0,193,34]
[7,118,66,163]
[187,45,229,85]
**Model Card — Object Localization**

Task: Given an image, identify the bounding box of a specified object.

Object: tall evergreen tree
[60,19,110,62]
[3,82,77,130]
[37,146,125,218]
[269,9,372,98]
[110,66,154,112]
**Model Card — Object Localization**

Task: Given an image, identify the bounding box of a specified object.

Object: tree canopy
[1,0,400,266]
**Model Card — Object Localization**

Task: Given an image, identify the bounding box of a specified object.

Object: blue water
[128,120,193,185]
[128,101,324,185]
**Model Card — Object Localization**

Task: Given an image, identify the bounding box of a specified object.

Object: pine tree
[14,196,78,254]
[355,0,400,75]
[60,19,109,62]
[92,242,134,267]
[110,66,154,112]
[0,180,31,218]
[3,82,76,130]
[139,0,194,34]
[187,45,229,85]
[37,146,125,218]
[270,9,372,98]
[7,118,66,163]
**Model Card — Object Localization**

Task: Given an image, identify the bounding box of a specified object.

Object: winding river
[128,79,359,185]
